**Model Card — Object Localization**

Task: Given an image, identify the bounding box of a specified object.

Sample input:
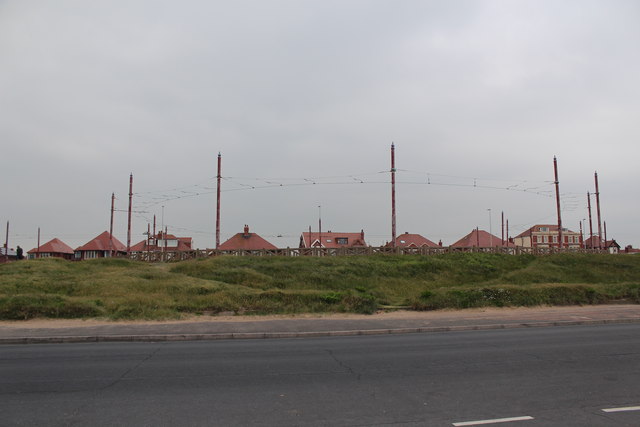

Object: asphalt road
[2,324,640,426]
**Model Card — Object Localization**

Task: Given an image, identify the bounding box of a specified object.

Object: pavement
[1,304,640,344]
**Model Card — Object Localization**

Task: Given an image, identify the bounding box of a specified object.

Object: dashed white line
[452,416,534,426]
[602,406,640,413]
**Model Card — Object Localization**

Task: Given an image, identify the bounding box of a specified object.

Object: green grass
[1,253,639,320]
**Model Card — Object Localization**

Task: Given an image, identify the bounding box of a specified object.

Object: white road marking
[452,416,534,426]
[602,406,640,413]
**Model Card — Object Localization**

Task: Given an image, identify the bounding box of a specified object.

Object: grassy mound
[1,253,639,320]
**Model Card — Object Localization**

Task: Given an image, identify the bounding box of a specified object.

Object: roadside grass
[1,253,639,320]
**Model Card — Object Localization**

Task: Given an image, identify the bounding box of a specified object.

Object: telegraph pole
[553,157,563,248]
[587,192,594,249]
[391,143,396,247]
[109,192,115,256]
[594,172,603,249]
[127,174,133,254]
[37,227,41,259]
[4,221,9,262]
[216,153,221,249]
[501,211,504,246]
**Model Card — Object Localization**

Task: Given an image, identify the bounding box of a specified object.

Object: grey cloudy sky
[1,0,639,250]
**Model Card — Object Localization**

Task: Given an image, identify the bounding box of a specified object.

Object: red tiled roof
[515,224,578,238]
[451,229,512,247]
[76,231,126,252]
[300,231,367,248]
[219,227,277,250]
[27,238,74,255]
[390,233,439,248]
[584,236,619,249]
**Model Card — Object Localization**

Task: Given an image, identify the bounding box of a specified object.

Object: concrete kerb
[2,317,639,345]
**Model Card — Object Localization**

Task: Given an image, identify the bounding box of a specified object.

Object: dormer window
[336,237,348,245]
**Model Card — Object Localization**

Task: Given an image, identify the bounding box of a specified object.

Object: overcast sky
[1,0,639,251]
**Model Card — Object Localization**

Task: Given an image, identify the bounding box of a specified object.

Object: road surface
[2,324,640,426]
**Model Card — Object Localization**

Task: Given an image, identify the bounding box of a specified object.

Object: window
[540,227,549,232]
[553,236,558,243]
[336,237,348,245]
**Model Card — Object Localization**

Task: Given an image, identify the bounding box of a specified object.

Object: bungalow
[219,225,277,251]
[584,236,620,253]
[299,229,367,248]
[513,224,582,249]
[130,231,193,253]
[451,229,511,248]
[74,231,127,260]
[388,232,439,248]
[27,238,74,260]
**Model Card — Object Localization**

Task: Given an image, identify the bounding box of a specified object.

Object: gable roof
[515,224,578,238]
[584,236,620,249]
[76,231,126,252]
[300,231,367,248]
[451,229,511,247]
[391,233,439,248]
[28,238,74,254]
[219,226,277,250]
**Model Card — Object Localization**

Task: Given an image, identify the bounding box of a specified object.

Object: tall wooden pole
[587,192,594,249]
[391,143,396,247]
[216,153,221,249]
[109,192,115,256]
[37,227,41,258]
[4,221,9,262]
[594,172,603,249]
[553,157,563,248]
[501,211,504,246]
[127,174,133,254]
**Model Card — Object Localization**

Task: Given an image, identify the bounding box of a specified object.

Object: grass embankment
[1,253,640,320]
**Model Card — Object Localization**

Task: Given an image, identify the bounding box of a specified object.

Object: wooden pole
[391,143,396,247]
[594,172,603,249]
[587,192,594,248]
[216,153,221,249]
[553,157,563,248]
[127,174,133,254]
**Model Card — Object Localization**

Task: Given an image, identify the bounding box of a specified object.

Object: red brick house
[74,231,126,260]
[451,229,511,248]
[388,232,439,248]
[219,225,277,251]
[27,238,74,260]
[299,230,367,248]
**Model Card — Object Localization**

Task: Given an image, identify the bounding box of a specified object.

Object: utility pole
[110,192,115,256]
[506,219,509,247]
[579,220,584,249]
[391,143,396,247]
[318,205,322,248]
[501,211,504,246]
[553,157,563,249]
[4,221,9,262]
[37,227,41,259]
[594,172,603,249]
[127,174,133,254]
[216,152,221,249]
[587,192,594,249]
[604,221,608,247]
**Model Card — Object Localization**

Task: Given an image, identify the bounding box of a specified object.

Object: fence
[126,245,608,262]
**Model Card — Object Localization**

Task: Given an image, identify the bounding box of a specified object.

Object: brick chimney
[243,224,250,237]
[360,229,365,241]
